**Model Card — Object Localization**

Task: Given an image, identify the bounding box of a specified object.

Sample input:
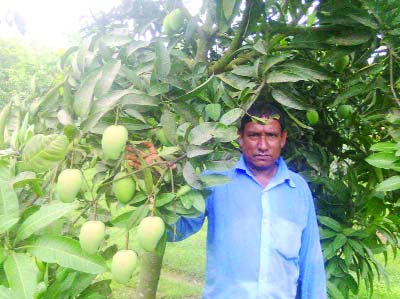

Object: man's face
[238,119,287,172]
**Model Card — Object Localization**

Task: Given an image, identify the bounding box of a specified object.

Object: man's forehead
[244,119,282,131]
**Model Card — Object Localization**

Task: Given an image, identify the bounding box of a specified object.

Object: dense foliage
[0,38,60,107]
[0,0,400,299]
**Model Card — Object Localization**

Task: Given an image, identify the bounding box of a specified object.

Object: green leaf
[186,145,213,158]
[348,239,365,256]
[231,65,257,78]
[176,75,214,102]
[318,216,343,232]
[73,70,101,118]
[200,174,231,187]
[213,126,238,143]
[21,134,69,173]
[0,218,19,235]
[4,252,38,299]
[271,89,308,110]
[344,244,353,267]
[95,59,121,97]
[102,30,131,47]
[254,39,267,55]
[263,54,292,72]
[81,89,132,133]
[332,234,347,251]
[192,193,205,213]
[205,104,221,121]
[180,190,203,209]
[0,102,12,148]
[34,80,64,115]
[218,73,251,90]
[126,40,151,56]
[327,281,346,299]
[189,122,217,146]
[11,172,40,188]
[370,142,396,153]
[283,62,332,81]
[154,40,170,78]
[121,92,160,106]
[376,176,400,192]
[0,180,19,234]
[26,236,107,274]
[0,286,13,299]
[158,146,181,157]
[334,83,367,105]
[266,70,308,83]
[222,0,237,19]
[127,204,149,230]
[183,161,202,189]
[68,273,96,298]
[161,108,177,144]
[325,30,371,46]
[15,203,76,244]
[365,153,398,169]
[155,193,175,208]
[348,13,379,29]
[320,228,337,240]
[219,108,243,126]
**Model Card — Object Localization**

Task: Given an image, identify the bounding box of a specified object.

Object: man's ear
[237,129,243,147]
[280,130,287,148]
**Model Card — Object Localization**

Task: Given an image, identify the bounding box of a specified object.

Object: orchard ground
[110,223,400,299]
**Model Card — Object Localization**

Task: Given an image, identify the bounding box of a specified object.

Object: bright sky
[0,0,201,49]
[0,0,121,48]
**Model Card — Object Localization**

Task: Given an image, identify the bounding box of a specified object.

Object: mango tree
[1,0,400,299]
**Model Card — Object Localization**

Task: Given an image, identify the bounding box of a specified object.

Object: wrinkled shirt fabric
[168,156,327,299]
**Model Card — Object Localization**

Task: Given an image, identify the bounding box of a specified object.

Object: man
[168,101,327,299]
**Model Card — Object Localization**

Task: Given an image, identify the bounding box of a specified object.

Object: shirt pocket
[270,217,303,259]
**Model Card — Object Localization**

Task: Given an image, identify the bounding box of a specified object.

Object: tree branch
[208,0,253,74]
[195,0,217,63]
[389,48,400,107]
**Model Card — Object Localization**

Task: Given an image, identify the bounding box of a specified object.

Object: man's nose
[258,136,268,150]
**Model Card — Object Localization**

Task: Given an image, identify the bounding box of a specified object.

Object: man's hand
[126,141,176,169]
[126,141,160,169]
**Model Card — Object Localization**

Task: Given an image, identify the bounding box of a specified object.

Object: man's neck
[246,161,279,188]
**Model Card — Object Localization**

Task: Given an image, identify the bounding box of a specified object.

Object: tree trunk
[135,244,166,299]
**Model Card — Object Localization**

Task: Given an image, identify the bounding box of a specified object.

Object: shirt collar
[235,155,296,188]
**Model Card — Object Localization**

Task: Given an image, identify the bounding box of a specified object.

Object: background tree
[0,0,400,299]
[0,38,60,106]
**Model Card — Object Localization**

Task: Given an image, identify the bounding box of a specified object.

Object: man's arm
[167,212,206,242]
[297,188,327,299]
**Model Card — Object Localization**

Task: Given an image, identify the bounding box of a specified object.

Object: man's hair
[239,101,285,132]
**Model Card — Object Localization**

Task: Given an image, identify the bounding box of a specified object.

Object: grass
[111,224,400,299]
[350,250,400,299]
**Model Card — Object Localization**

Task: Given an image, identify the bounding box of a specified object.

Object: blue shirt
[169,156,327,299]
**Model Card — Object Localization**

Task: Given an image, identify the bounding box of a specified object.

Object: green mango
[56,169,83,203]
[112,172,136,204]
[337,105,353,119]
[306,109,319,125]
[163,9,184,34]
[169,9,184,31]
[102,125,128,160]
[334,55,350,73]
[137,216,165,251]
[111,250,138,284]
[79,220,106,254]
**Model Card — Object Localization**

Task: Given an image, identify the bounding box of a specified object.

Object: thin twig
[73,204,91,225]
[389,49,400,107]
[101,154,187,187]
